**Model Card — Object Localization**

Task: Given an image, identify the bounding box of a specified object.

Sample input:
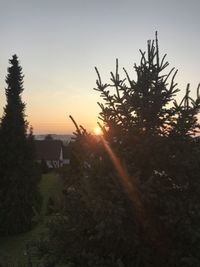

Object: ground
[0,172,63,265]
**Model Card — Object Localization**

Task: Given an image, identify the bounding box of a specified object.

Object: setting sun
[94,126,102,135]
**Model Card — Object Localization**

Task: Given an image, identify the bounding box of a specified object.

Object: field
[0,172,63,265]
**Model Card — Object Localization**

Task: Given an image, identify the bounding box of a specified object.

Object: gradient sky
[0,0,200,134]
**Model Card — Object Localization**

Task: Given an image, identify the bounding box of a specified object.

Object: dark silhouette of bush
[41,159,49,174]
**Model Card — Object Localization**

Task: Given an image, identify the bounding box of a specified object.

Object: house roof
[35,140,63,160]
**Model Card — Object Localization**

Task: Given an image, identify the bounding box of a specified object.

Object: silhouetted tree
[92,33,200,266]
[37,34,200,267]
[0,55,41,235]
[45,134,53,141]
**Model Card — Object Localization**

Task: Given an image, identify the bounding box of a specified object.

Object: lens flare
[94,126,102,135]
[99,135,166,257]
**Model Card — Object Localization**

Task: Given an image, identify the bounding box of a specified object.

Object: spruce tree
[37,35,200,267]
[0,55,41,235]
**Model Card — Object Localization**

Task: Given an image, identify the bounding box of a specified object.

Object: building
[35,140,69,168]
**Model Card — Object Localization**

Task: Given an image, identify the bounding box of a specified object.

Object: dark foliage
[0,55,42,235]
[40,159,49,174]
[44,134,53,141]
[37,34,200,266]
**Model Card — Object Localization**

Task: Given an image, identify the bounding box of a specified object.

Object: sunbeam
[100,135,168,261]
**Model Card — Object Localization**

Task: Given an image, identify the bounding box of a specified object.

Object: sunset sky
[0,0,200,134]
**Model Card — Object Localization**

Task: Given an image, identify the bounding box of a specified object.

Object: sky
[0,0,200,134]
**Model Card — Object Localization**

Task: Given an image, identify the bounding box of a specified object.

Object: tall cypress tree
[0,55,41,235]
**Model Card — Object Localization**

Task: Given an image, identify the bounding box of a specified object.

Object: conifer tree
[0,55,41,235]
[37,34,200,267]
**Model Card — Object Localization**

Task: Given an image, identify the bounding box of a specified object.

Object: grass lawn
[0,172,63,265]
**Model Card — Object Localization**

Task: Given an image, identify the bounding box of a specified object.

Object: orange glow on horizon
[28,116,98,135]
